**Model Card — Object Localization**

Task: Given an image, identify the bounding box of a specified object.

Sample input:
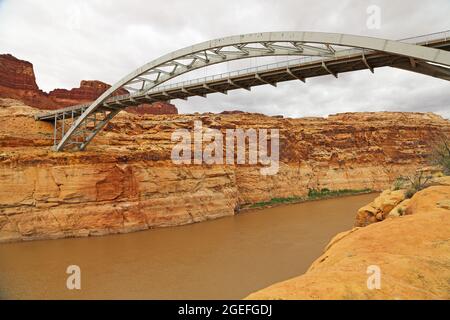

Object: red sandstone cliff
[0,54,178,115]
[47,80,128,107]
[125,102,179,115]
[0,54,57,109]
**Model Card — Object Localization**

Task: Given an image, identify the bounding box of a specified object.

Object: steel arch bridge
[35,30,450,152]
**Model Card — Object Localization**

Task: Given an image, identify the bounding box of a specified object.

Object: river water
[0,193,375,300]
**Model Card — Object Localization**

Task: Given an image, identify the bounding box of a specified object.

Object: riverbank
[241,188,374,211]
[246,180,450,299]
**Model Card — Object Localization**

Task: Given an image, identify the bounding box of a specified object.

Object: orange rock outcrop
[1,98,450,242]
[354,175,450,227]
[246,184,450,299]
[0,54,177,114]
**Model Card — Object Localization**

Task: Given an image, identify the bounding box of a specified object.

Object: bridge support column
[52,108,121,152]
[362,53,374,73]
[322,61,338,78]
[286,67,306,82]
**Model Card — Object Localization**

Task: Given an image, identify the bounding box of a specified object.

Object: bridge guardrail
[399,30,449,45]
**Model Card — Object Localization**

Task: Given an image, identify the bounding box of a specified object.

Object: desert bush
[403,171,433,198]
[430,136,450,175]
[407,171,432,190]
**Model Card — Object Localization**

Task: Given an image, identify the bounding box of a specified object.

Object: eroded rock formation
[125,102,178,115]
[246,183,450,299]
[1,98,449,242]
[355,189,407,226]
[0,54,57,109]
[355,175,450,226]
[47,80,129,107]
[0,53,177,114]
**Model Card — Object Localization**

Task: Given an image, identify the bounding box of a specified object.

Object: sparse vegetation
[407,171,432,190]
[249,196,304,208]
[401,171,433,199]
[392,176,408,191]
[307,188,372,199]
[430,136,450,175]
[248,188,373,209]
[391,136,449,199]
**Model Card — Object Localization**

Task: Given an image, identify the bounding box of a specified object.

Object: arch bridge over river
[35,30,450,151]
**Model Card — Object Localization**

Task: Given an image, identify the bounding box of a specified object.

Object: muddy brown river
[0,193,375,300]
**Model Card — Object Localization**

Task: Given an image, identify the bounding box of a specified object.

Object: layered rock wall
[1,99,450,242]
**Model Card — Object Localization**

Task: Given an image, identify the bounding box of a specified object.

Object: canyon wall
[1,98,450,242]
[0,54,177,114]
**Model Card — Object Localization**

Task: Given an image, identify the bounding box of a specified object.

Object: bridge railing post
[53,114,57,148]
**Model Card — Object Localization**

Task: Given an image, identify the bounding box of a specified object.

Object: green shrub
[308,188,371,199]
[392,176,408,190]
[250,196,304,208]
[250,188,372,209]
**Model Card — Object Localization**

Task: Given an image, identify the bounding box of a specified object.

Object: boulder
[387,199,411,218]
[355,189,406,226]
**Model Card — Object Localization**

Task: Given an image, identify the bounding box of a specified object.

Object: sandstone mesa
[0,53,177,115]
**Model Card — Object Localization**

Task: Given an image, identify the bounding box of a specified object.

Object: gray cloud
[0,0,449,118]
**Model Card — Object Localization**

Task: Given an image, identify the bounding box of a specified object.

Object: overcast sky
[0,0,449,118]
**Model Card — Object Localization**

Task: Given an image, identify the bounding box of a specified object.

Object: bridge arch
[54,31,450,151]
